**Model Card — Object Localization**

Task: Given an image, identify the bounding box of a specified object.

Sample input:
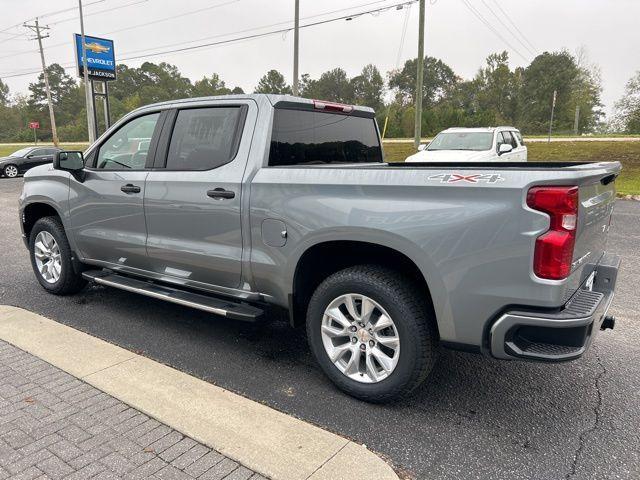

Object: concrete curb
[0,305,399,480]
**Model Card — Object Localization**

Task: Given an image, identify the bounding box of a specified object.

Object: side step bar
[82,270,264,322]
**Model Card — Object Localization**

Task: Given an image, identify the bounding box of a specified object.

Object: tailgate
[571,173,617,286]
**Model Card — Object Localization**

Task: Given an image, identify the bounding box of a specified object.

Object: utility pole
[414,0,425,150]
[547,89,557,143]
[573,105,580,136]
[292,0,300,96]
[24,18,59,147]
[79,0,96,142]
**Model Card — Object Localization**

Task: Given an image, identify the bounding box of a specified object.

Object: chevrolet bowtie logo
[85,42,110,54]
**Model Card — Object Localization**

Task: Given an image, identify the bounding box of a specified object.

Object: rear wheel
[3,164,18,178]
[29,217,87,295]
[306,265,438,403]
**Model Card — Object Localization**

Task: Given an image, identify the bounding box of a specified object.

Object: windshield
[426,132,493,151]
[10,147,33,157]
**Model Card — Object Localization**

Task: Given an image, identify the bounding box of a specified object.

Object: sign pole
[34,126,37,145]
[414,0,426,150]
[292,0,300,96]
[91,80,100,139]
[103,81,111,129]
[78,0,96,143]
[548,89,557,143]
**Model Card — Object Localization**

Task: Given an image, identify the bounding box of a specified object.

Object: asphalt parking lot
[1,177,638,480]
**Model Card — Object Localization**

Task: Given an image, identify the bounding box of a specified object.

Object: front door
[144,103,252,290]
[67,111,163,270]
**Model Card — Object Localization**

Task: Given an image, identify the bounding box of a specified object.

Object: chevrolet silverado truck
[19,94,621,403]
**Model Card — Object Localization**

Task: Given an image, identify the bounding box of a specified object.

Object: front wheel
[3,164,19,178]
[29,217,87,295]
[306,265,438,403]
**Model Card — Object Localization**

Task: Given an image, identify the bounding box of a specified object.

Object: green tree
[301,68,353,103]
[615,71,640,133]
[351,64,384,112]
[389,56,459,107]
[192,73,232,97]
[0,77,9,105]
[472,51,518,124]
[519,51,601,134]
[28,64,78,107]
[254,69,291,94]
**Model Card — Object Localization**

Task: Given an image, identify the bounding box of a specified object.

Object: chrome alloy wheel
[33,231,62,284]
[4,165,18,178]
[321,294,400,383]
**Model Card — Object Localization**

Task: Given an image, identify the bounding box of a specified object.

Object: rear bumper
[490,253,620,362]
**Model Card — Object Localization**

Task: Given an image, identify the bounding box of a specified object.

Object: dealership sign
[74,34,116,81]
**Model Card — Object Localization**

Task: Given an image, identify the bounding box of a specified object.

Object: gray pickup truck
[19,94,621,402]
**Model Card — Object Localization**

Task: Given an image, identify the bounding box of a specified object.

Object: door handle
[207,188,235,200]
[121,184,141,194]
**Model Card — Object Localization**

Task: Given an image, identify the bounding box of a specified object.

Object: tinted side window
[97,112,161,170]
[269,109,382,166]
[501,131,517,149]
[513,131,524,145]
[30,149,47,157]
[166,107,243,171]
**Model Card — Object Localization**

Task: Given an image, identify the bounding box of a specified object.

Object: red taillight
[527,186,579,280]
[313,99,353,113]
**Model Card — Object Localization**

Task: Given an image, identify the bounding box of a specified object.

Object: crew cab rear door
[143,100,254,290]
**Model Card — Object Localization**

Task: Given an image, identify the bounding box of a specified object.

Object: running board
[82,270,264,322]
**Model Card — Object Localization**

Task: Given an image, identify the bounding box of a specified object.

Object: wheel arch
[289,238,443,335]
[22,202,64,239]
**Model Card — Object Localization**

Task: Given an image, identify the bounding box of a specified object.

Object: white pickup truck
[406,126,527,163]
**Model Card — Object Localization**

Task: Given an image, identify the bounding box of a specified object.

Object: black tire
[3,164,19,178]
[29,216,87,295]
[306,265,438,403]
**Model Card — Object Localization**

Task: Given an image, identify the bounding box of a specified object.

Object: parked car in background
[0,146,61,178]
[405,127,527,163]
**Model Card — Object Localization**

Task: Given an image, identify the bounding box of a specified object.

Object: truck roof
[131,94,376,116]
[442,126,520,133]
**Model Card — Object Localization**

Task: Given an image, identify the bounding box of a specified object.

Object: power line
[117,0,419,62]
[0,0,106,35]
[1,0,415,78]
[459,0,529,62]
[479,0,536,56]
[0,0,151,60]
[0,0,393,61]
[489,0,537,53]
[104,0,239,35]
[47,0,150,26]
[395,3,411,68]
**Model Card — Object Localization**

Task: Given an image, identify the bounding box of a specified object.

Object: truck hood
[405,149,494,163]
[23,163,51,178]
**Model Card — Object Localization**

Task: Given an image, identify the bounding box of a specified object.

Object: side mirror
[26,154,34,159]
[417,143,428,152]
[54,151,84,172]
[498,143,513,155]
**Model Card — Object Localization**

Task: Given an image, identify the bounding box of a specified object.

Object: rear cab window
[268,107,383,166]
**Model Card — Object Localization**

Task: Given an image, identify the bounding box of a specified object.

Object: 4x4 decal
[427,173,505,184]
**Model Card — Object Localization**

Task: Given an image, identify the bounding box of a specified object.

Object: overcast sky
[0,0,637,117]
